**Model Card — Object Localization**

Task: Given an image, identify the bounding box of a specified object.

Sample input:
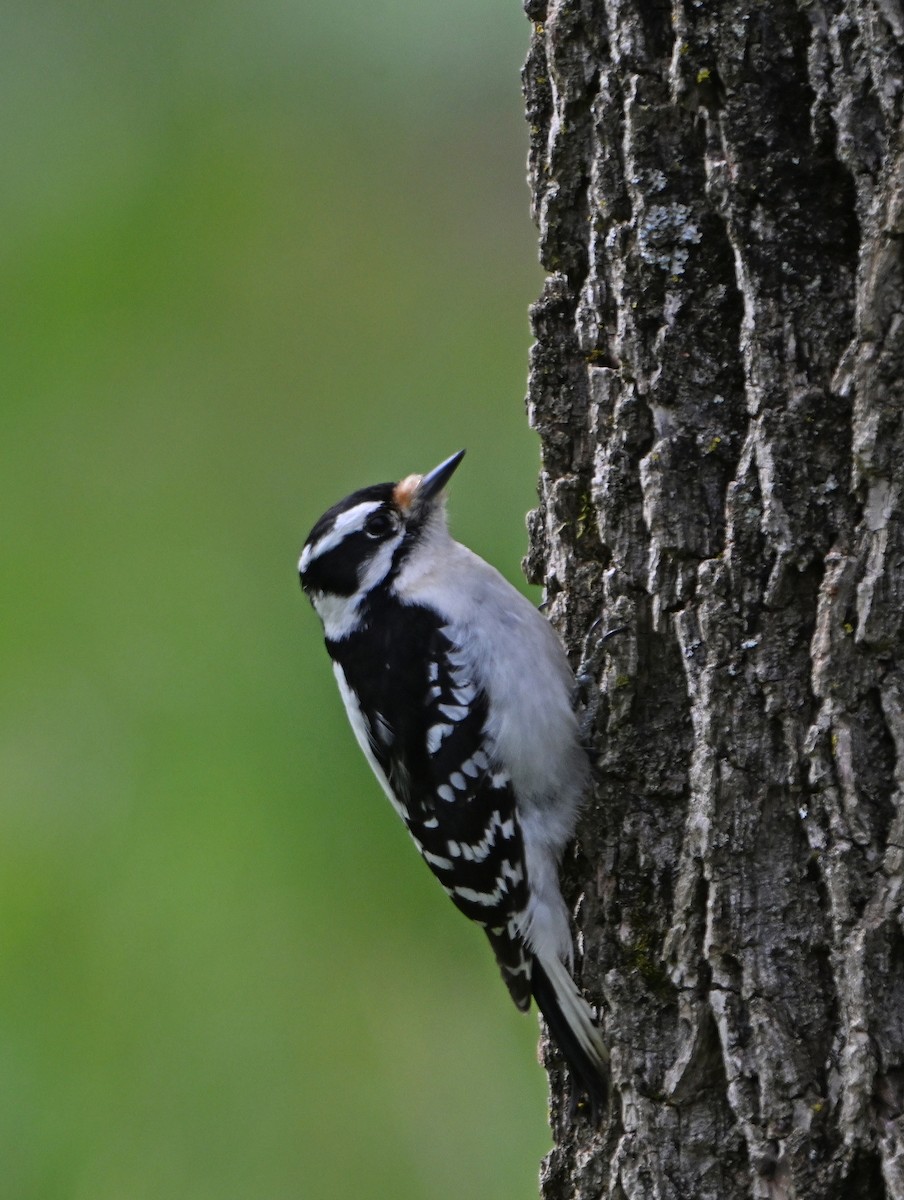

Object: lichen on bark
[522,3,904,1197]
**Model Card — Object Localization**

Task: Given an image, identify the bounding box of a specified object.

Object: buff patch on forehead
[393,474,423,511]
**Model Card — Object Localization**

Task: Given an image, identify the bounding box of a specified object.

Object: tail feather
[484,921,532,1012]
[531,953,609,1113]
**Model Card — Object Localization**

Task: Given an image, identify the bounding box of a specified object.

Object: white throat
[310,590,365,641]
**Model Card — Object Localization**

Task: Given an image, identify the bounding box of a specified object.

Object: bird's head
[298,450,465,632]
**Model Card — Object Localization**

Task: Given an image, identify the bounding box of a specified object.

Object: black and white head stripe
[298,483,400,598]
[300,499,389,571]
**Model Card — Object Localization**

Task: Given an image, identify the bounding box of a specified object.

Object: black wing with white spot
[414,627,527,899]
[327,602,533,1009]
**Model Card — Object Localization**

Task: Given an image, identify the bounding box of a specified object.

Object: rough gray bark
[522,3,904,1197]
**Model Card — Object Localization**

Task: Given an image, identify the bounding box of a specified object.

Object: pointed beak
[416,449,466,504]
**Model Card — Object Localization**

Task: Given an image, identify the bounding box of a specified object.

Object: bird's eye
[364,511,395,539]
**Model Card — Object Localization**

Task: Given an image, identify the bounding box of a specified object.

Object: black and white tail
[485,924,609,1111]
[531,952,609,1112]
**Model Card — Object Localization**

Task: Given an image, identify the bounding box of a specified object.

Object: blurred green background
[1,2,549,1198]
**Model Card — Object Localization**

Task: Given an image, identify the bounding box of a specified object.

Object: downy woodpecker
[298,450,608,1106]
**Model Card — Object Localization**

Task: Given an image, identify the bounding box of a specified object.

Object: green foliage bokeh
[1,2,549,1197]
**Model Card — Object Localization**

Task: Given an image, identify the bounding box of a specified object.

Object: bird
[298,449,608,1108]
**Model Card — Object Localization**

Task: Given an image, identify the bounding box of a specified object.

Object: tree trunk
[522,3,904,1197]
